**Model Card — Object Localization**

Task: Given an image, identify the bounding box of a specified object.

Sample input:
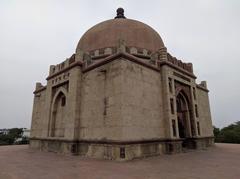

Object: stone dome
[76,9,165,53]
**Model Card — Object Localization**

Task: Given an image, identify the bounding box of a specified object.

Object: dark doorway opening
[176,91,191,148]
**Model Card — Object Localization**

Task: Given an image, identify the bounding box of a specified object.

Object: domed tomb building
[30,8,214,160]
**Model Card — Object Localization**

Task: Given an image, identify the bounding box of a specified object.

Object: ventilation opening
[120,147,125,159]
[167,143,174,153]
[71,144,77,154]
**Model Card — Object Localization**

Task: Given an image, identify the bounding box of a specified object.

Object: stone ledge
[30,137,214,161]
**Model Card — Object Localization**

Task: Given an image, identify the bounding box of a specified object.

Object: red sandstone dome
[76,9,165,53]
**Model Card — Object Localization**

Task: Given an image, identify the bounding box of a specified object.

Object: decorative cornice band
[46,61,83,80]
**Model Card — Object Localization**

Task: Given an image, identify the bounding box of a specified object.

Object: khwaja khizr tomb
[30,8,214,161]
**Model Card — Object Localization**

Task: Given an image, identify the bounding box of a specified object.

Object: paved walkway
[0,143,239,179]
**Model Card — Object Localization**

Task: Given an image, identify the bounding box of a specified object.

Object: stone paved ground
[0,143,239,179]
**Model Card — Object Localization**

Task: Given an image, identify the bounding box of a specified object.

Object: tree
[214,121,240,144]
[213,126,221,142]
[0,128,23,145]
[8,128,23,139]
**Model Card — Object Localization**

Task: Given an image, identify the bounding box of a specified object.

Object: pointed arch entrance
[49,89,67,137]
[176,91,192,139]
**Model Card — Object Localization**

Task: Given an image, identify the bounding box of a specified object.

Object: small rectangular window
[193,87,196,100]
[103,98,107,115]
[197,122,201,135]
[170,98,174,114]
[195,104,199,117]
[168,78,173,93]
[172,119,177,137]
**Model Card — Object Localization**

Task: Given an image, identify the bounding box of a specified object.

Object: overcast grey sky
[0,0,239,129]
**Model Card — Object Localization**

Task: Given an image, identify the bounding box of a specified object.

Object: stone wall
[196,87,213,137]
[79,59,123,140]
[31,65,82,140]
[30,52,214,160]
[30,89,46,138]
[121,59,165,140]
[79,57,165,141]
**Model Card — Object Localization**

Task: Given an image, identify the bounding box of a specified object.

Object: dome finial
[115,8,126,19]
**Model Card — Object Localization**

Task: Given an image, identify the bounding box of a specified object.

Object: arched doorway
[50,91,66,137]
[176,91,191,139]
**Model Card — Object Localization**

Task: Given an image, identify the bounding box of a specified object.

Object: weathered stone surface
[30,9,214,160]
